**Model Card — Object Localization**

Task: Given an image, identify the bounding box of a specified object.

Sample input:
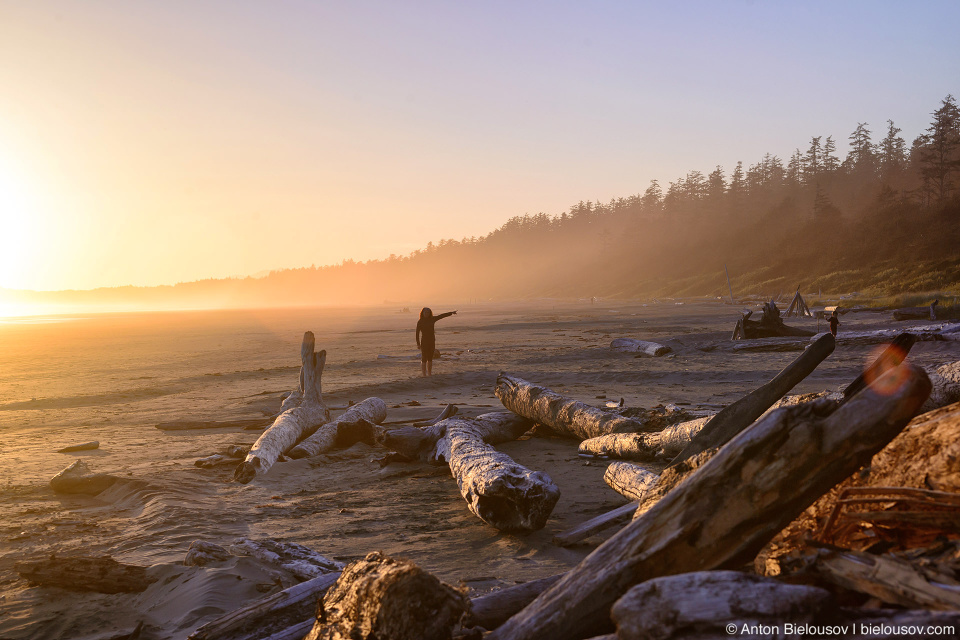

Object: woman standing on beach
[416,307,457,377]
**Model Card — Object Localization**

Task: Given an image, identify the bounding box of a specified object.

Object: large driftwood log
[288,398,388,459]
[552,502,639,547]
[57,441,99,452]
[15,555,154,593]
[49,459,119,495]
[735,300,816,339]
[580,417,711,461]
[487,364,931,640]
[380,412,556,531]
[304,552,467,640]
[922,360,960,412]
[670,332,835,465]
[235,332,330,483]
[610,338,671,356]
[813,548,960,610]
[229,539,344,581]
[495,373,657,440]
[611,571,832,640]
[188,571,342,640]
[435,414,559,532]
[894,300,939,321]
[602,462,658,501]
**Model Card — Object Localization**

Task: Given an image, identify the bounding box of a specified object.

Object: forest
[6,95,960,311]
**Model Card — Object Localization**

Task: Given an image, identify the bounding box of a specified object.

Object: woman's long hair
[420,307,432,320]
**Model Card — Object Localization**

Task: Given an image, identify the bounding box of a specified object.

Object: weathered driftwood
[235,332,330,483]
[610,338,672,357]
[580,417,710,461]
[551,502,639,547]
[183,541,231,567]
[495,373,656,440]
[611,571,832,640]
[15,555,154,594]
[195,445,248,468]
[49,459,119,495]
[602,462,658,501]
[814,548,960,611]
[288,398,387,459]
[303,552,467,640]
[187,571,342,640]
[261,620,315,640]
[670,332,835,465]
[435,414,559,532]
[465,575,563,631]
[894,300,939,321]
[156,418,272,431]
[922,360,960,412]
[57,440,99,452]
[486,364,931,640]
[229,538,343,581]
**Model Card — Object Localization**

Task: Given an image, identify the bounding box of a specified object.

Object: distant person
[416,307,457,377]
[829,309,840,337]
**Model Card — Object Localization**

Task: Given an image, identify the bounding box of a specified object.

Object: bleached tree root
[602,462,658,501]
[610,338,671,356]
[580,417,710,461]
[495,373,660,440]
[303,551,467,640]
[487,364,930,640]
[235,332,330,483]
[229,539,344,581]
[288,398,387,459]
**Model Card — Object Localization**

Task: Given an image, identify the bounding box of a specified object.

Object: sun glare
[0,157,41,291]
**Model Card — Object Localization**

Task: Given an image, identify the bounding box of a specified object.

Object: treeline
[8,95,960,313]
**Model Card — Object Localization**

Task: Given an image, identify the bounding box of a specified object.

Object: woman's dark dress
[416,312,454,362]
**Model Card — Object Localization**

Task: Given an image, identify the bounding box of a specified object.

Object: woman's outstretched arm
[434,310,457,322]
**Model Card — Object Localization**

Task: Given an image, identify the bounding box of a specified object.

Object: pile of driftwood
[732,300,816,339]
[38,327,960,639]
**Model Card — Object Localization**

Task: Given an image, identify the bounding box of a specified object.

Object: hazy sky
[1,1,958,291]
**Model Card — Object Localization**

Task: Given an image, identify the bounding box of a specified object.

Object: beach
[1,299,958,639]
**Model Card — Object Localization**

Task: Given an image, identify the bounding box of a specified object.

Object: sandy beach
[2,298,958,639]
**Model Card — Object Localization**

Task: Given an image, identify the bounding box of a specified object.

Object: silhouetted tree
[918,94,960,202]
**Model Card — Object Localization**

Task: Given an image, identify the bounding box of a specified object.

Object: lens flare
[861,343,910,396]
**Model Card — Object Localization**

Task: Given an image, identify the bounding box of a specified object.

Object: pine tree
[918,94,960,202]
[845,122,876,176]
[823,136,840,174]
[878,119,907,182]
[803,136,823,184]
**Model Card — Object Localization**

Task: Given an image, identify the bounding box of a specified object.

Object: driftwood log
[235,332,330,483]
[611,571,832,640]
[229,539,344,581]
[15,555,154,593]
[495,373,657,440]
[487,364,931,640]
[602,462,658,501]
[49,459,119,495]
[465,575,563,631]
[156,418,272,431]
[922,360,960,412]
[609,338,671,356]
[670,332,835,465]
[579,417,710,461]
[733,300,816,339]
[552,502,639,547]
[57,441,99,452]
[183,541,231,567]
[416,403,458,426]
[436,414,559,532]
[813,548,960,610]
[303,552,467,640]
[188,571,342,640]
[381,412,557,531]
[894,300,939,321]
[289,398,387,459]
[842,333,917,402]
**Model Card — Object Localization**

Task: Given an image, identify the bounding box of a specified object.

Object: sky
[0,1,958,292]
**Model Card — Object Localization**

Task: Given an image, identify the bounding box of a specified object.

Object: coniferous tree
[803,136,823,185]
[823,136,840,175]
[918,94,960,202]
[845,122,876,176]
[878,119,907,183]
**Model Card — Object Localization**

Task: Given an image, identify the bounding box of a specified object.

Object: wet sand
[1,299,958,639]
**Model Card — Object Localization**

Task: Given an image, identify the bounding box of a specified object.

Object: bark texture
[495,373,656,440]
[602,461,658,501]
[235,331,330,483]
[288,398,387,459]
[304,552,467,640]
[487,364,930,640]
[580,417,710,461]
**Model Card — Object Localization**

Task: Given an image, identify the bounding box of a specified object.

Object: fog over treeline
[7,95,960,312]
